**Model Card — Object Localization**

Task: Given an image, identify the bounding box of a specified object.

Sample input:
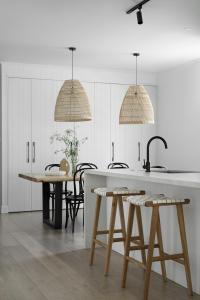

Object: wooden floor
[0,211,199,300]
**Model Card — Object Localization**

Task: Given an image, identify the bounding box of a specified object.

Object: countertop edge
[85,170,200,189]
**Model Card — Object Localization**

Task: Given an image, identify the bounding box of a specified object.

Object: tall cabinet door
[8,78,32,212]
[76,82,95,164]
[140,86,157,166]
[92,83,111,169]
[110,84,142,169]
[31,79,64,210]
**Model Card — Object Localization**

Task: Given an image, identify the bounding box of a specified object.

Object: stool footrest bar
[173,258,185,265]
[129,243,159,251]
[163,252,185,265]
[113,237,125,243]
[152,253,184,262]
[130,236,140,242]
[96,229,123,235]
[94,239,107,248]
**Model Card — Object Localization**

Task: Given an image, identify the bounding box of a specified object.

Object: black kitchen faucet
[143,136,168,172]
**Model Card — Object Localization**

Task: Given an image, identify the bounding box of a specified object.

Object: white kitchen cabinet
[75,82,95,164]
[31,79,62,210]
[54,82,111,170]
[7,78,96,212]
[110,84,142,169]
[7,78,66,212]
[7,76,156,212]
[8,78,32,212]
[111,85,157,170]
[92,83,111,169]
[140,86,157,166]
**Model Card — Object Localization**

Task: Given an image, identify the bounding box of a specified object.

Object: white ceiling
[0,0,200,72]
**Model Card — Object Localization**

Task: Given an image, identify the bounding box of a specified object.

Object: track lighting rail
[126,0,150,15]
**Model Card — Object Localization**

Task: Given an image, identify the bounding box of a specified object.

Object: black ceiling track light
[126,0,151,25]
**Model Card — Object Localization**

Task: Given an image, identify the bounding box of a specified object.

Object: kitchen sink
[152,169,200,174]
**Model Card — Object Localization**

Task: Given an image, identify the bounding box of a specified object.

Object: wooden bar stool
[90,187,145,276]
[121,194,193,300]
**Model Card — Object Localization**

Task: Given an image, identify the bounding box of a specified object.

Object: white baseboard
[1,205,9,213]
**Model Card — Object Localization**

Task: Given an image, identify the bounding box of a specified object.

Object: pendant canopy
[54,47,92,122]
[119,53,154,124]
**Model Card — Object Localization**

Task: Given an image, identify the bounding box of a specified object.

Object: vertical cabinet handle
[26,142,30,163]
[112,142,115,162]
[138,142,141,161]
[32,142,36,163]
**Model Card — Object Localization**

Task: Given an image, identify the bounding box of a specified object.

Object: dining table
[18,173,76,229]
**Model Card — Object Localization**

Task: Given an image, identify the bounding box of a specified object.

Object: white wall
[1,61,157,85]
[1,62,157,213]
[157,60,200,170]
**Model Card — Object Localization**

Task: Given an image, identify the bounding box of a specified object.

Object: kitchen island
[84,168,200,295]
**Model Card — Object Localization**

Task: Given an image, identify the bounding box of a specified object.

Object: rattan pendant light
[54,47,92,122]
[119,53,154,124]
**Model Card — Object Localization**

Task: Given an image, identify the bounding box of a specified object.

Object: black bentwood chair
[107,162,129,169]
[66,163,98,233]
[44,164,72,221]
[76,162,98,171]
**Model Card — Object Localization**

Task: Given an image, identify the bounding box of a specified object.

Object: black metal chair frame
[107,162,129,169]
[76,163,98,171]
[66,163,97,233]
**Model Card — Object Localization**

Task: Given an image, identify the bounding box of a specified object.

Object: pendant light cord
[71,48,74,90]
[72,49,75,142]
[68,47,76,123]
[133,53,140,94]
[136,54,138,87]
[72,49,74,83]
[73,49,75,142]
[72,50,76,142]
[69,47,76,145]
[69,47,76,87]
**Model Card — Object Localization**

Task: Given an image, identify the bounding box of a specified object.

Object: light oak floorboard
[0,211,199,300]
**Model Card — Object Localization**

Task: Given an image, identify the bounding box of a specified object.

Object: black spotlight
[137,9,143,25]
[126,0,150,25]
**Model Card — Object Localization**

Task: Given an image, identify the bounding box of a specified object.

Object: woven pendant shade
[119,85,154,124]
[54,79,92,122]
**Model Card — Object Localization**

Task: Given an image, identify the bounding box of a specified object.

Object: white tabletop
[85,169,200,189]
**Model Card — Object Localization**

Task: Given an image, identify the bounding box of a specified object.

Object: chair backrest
[107,162,129,169]
[45,163,68,191]
[76,163,98,171]
[45,163,60,171]
[73,164,97,198]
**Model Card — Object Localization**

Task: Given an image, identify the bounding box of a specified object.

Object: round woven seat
[93,187,145,197]
[126,194,190,207]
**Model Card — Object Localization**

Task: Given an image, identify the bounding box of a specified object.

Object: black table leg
[54,182,63,229]
[42,181,63,229]
[42,182,50,221]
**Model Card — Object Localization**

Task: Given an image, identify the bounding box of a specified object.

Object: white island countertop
[85,168,200,189]
[84,167,200,295]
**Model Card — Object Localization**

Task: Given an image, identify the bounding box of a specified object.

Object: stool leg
[121,204,135,288]
[156,212,167,282]
[90,195,102,266]
[104,196,117,276]
[118,197,126,247]
[144,206,159,300]
[176,204,193,296]
[136,206,147,266]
